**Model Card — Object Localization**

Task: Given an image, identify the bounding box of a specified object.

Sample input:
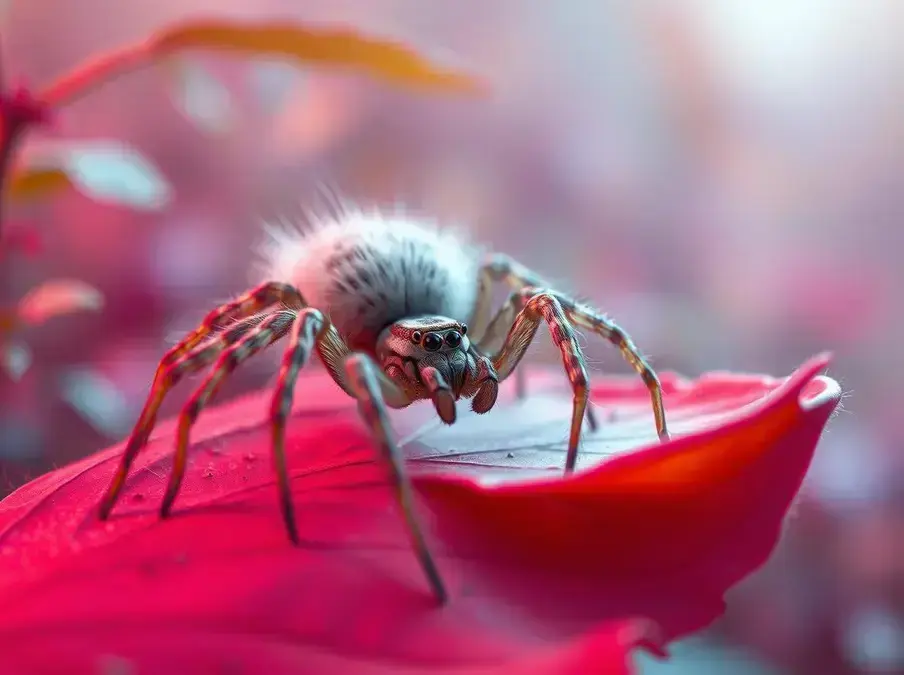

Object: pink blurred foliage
[0,1,901,673]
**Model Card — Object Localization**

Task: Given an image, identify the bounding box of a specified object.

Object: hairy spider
[97,208,669,605]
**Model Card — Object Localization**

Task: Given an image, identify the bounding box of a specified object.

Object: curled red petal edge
[414,352,841,653]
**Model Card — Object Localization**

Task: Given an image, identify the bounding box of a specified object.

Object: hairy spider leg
[490,289,590,473]
[562,301,670,444]
[160,310,297,517]
[471,254,599,430]
[98,291,296,521]
[469,253,546,346]
[170,282,303,362]
[486,287,670,468]
[268,308,329,542]
[343,353,447,604]
[156,302,442,602]
[99,282,304,519]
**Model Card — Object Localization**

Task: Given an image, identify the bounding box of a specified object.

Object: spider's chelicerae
[98,208,669,604]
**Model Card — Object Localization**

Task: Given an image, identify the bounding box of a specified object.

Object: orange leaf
[0,309,19,336]
[17,279,104,326]
[149,20,486,95]
[6,166,72,203]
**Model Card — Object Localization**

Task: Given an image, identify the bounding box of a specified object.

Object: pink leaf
[17,279,104,326]
[0,355,840,673]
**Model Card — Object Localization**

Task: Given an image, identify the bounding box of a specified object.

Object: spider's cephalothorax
[97,206,670,607]
[376,315,499,424]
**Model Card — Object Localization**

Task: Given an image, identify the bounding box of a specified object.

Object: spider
[97,208,669,605]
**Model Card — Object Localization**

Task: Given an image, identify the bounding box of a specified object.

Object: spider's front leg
[343,353,447,605]
[492,289,590,473]
[98,281,304,520]
[268,320,443,603]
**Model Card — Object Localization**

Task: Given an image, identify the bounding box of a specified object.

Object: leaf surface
[7,166,72,203]
[9,141,172,210]
[0,355,840,673]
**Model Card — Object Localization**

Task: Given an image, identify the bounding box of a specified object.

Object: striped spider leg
[271,314,447,603]
[97,285,447,604]
[98,281,304,519]
[484,285,670,473]
[469,254,599,430]
[341,353,448,603]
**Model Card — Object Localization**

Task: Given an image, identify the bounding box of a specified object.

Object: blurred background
[0,1,901,673]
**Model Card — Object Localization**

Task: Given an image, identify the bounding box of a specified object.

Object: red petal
[0,354,839,674]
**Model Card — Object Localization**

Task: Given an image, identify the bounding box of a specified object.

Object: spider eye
[459,324,468,336]
[411,331,422,343]
[422,332,443,351]
[444,331,462,348]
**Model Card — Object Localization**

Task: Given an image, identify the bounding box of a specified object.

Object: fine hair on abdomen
[255,207,482,351]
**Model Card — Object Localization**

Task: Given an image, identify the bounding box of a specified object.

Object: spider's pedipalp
[420,365,457,424]
[343,352,445,604]
[160,310,297,518]
[269,307,329,543]
[492,289,590,472]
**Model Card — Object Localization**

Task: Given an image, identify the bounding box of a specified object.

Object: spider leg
[160,310,296,517]
[343,353,446,604]
[491,286,669,446]
[97,311,283,520]
[492,289,590,473]
[560,298,669,443]
[268,308,329,543]
[468,253,545,349]
[470,255,599,429]
[163,281,303,369]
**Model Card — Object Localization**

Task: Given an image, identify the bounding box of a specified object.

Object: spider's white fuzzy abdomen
[257,209,482,351]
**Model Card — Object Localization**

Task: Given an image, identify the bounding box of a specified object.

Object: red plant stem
[0,116,27,245]
[39,41,155,108]
[0,39,158,242]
